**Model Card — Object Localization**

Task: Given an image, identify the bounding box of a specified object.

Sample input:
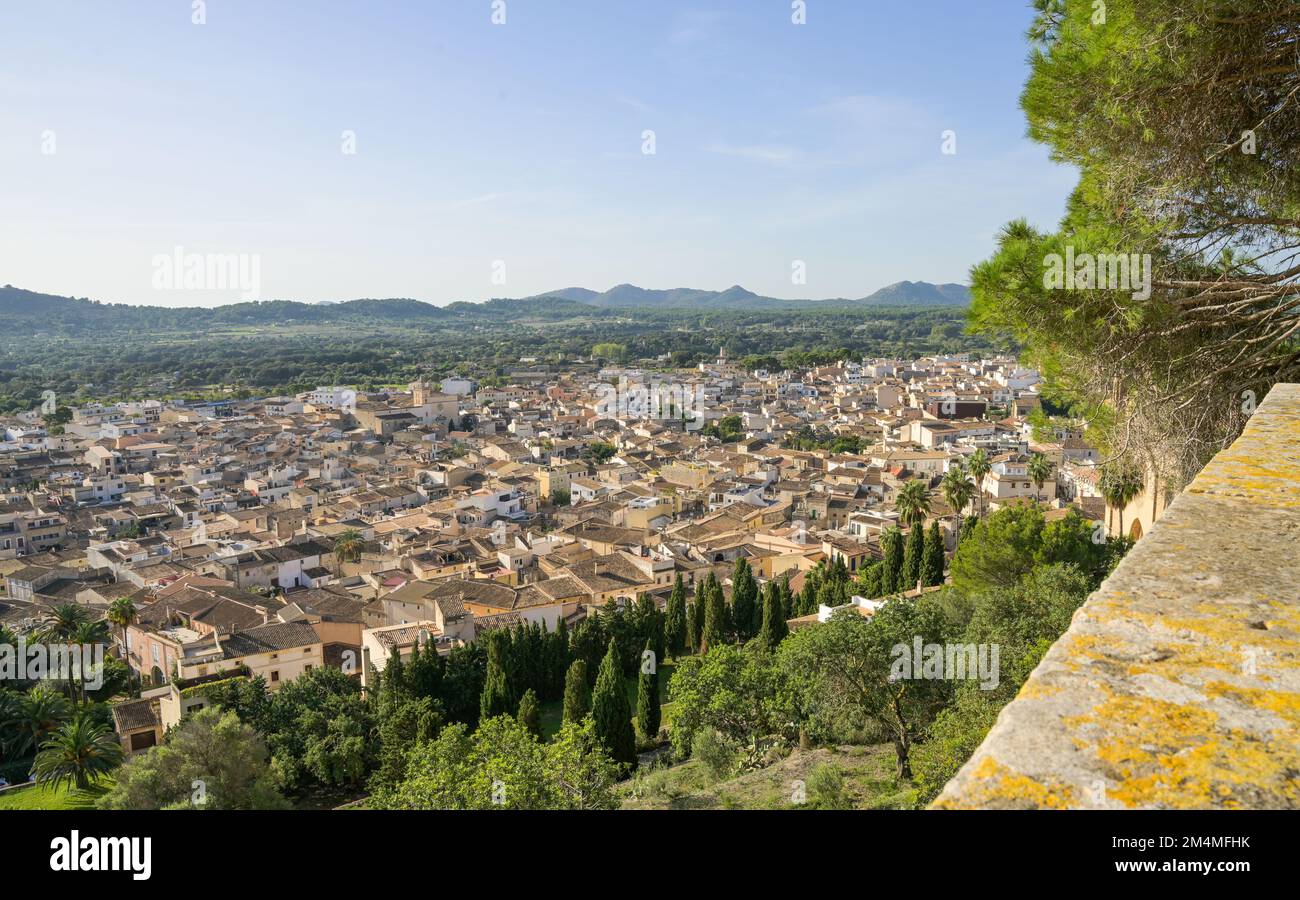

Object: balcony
[935,384,1300,809]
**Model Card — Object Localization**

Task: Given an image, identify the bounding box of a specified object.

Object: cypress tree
[902,524,925,592]
[591,639,637,768]
[542,625,565,701]
[924,521,946,587]
[702,576,726,653]
[517,688,542,738]
[479,629,514,720]
[758,580,788,650]
[562,658,590,724]
[636,638,661,740]
[378,646,408,711]
[665,573,687,657]
[857,561,884,599]
[692,575,711,649]
[730,558,757,642]
[881,526,904,594]
[406,634,444,700]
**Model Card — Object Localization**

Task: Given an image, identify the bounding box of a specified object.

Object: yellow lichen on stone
[1068,692,1300,809]
[931,757,1075,809]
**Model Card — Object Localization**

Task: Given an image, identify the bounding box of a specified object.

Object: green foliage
[591,640,636,769]
[880,526,905,595]
[730,558,759,642]
[372,716,619,810]
[480,630,514,721]
[587,441,617,465]
[561,659,590,725]
[99,707,288,809]
[951,505,1123,596]
[636,640,661,741]
[33,710,123,792]
[758,580,789,650]
[910,689,1002,806]
[517,688,541,739]
[923,521,946,587]
[664,573,687,658]
[806,763,851,810]
[970,0,1300,487]
[667,643,791,765]
[901,524,925,593]
[778,597,952,779]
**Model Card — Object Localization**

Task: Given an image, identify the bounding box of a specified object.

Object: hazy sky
[1,0,1076,307]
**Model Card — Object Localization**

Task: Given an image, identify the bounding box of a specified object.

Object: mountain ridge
[0,279,969,336]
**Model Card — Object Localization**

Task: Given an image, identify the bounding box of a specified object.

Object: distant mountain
[527,280,968,310]
[0,279,969,337]
[856,281,971,306]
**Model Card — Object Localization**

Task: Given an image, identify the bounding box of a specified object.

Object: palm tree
[35,602,90,643]
[12,684,72,758]
[0,689,23,759]
[1027,452,1055,503]
[941,462,975,527]
[967,449,991,518]
[106,597,137,656]
[36,603,91,700]
[1099,463,1144,538]
[69,619,110,704]
[333,529,365,575]
[33,711,124,792]
[895,479,931,529]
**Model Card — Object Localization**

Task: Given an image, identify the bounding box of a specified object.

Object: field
[0,781,112,810]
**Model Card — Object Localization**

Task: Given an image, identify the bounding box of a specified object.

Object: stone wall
[935,384,1300,809]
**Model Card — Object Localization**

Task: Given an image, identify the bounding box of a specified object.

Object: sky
[0,0,1077,307]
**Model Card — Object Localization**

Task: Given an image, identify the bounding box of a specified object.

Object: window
[270,671,280,683]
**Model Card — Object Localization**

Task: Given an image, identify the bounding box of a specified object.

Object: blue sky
[0,0,1076,306]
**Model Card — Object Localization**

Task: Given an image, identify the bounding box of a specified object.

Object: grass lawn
[539,660,677,741]
[0,780,112,810]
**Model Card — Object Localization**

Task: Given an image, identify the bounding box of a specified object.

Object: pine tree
[562,659,590,724]
[636,639,661,740]
[779,573,794,621]
[665,573,687,658]
[479,630,514,721]
[591,639,637,768]
[902,524,925,592]
[517,688,542,738]
[685,600,698,654]
[923,520,946,587]
[758,581,788,650]
[730,558,757,642]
